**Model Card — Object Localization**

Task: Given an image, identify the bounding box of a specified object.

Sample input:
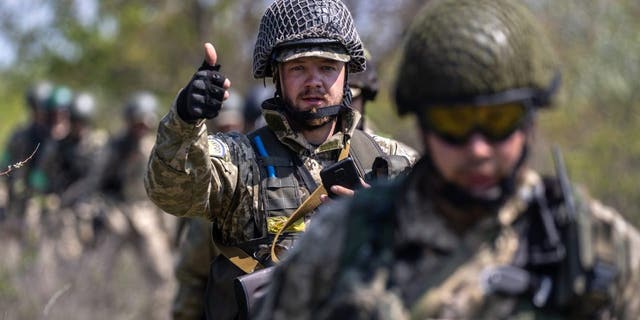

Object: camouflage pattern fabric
[255,161,640,319]
[145,94,417,246]
[172,218,219,320]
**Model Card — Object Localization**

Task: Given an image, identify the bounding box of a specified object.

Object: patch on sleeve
[208,135,228,159]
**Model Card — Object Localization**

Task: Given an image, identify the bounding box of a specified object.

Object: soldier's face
[280,57,345,121]
[424,129,526,198]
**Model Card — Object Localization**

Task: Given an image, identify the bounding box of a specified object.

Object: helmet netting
[253,0,365,79]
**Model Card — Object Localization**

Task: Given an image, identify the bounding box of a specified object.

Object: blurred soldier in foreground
[255,0,640,319]
[145,0,417,318]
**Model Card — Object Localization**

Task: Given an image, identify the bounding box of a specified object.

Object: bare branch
[0,144,40,176]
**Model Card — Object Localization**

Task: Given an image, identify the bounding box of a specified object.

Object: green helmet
[395,0,560,115]
[46,86,74,111]
[252,0,365,79]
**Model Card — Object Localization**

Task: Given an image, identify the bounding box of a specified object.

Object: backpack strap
[349,129,386,180]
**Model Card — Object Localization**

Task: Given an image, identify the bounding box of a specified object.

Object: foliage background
[1,0,639,317]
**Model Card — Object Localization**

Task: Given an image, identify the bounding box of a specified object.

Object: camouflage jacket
[145,97,417,246]
[255,159,640,319]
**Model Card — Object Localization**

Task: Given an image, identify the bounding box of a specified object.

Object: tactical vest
[339,176,617,318]
[205,126,388,320]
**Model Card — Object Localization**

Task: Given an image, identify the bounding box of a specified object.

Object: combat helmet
[46,86,74,111]
[244,85,273,124]
[70,92,97,123]
[123,91,158,127]
[252,0,365,79]
[349,49,379,102]
[395,0,561,116]
[26,81,54,111]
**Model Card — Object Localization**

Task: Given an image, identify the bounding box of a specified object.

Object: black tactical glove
[177,61,227,123]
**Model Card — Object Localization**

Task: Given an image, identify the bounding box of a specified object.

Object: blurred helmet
[26,81,54,111]
[243,85,274,124]
[349,48,379,101]
[212,89,245,129]
[395,0,560,116]
[252,0,365,79]
[70,92,97,123]
[123,91,158,126]
[45,86,74,111]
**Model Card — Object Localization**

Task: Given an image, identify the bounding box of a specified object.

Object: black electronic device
[320,157,361,198]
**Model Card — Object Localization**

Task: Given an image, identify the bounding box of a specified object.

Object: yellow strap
[270,140,351,262]
[216,242,263,274]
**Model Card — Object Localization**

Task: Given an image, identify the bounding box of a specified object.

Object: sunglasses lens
[426,105,476,143]
[478,103,527,140]
[424,103,527,144]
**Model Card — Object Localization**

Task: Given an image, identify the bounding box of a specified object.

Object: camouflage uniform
[255,0,640,318]
[255,160,640,319]
[147,97,416,318]
[172,218,220,320]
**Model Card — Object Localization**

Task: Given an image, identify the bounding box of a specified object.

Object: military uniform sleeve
[371,135,420,165]
[254,199,351,320]
[145,93,224,219]
[583,190,640,317]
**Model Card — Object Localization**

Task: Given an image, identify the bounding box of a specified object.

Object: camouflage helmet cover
[395,0,560,115]
[252,0,366,78]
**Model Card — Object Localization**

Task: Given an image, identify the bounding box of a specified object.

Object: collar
[261,98,362,156]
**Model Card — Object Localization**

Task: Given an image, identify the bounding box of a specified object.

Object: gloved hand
[177,43,229,123]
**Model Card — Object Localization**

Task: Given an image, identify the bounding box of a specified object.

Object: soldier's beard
[282,96,338,130]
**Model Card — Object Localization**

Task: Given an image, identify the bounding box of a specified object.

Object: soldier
[255,0,640,319]
[145,0,417,318]
[242,85,272,133]
[2,81,53,221]
[348,49,379,132]
[39,92,107,195]
[206,89,246,134]
[64,91,175,317]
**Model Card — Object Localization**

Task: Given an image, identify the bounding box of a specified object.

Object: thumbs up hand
[177,43,232,123]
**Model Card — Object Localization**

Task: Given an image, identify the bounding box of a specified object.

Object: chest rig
[339,173,618,318]
[231,126,386,267]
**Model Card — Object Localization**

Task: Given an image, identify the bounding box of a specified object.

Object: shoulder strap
[349,129,386,180]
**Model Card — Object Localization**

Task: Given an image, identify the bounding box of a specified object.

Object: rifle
[552,146,588,307]
[234,266,274,320]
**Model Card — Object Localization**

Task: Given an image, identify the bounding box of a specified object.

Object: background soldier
[2,81,54,225]
[255,0,640,319]
[348,49,379,132]
[39,92,107,196]
[145,0,417,318]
